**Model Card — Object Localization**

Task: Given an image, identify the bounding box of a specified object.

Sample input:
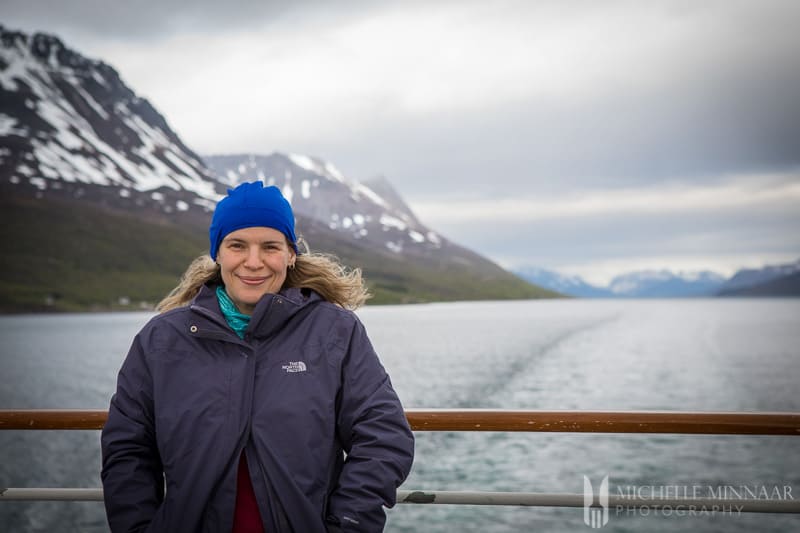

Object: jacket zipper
[235,297,276,527]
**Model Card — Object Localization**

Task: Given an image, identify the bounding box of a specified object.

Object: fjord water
[1,299,798,532]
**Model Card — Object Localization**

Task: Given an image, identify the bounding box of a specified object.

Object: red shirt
[232,451,265,533]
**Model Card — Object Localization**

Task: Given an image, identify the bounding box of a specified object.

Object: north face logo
[281,361,307,373]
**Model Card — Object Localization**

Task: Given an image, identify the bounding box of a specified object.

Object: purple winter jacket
[101,284,414,532]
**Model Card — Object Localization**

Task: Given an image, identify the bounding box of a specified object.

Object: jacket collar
[191,283,323,341]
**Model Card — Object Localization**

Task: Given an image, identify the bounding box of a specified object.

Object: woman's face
[217,226,296,315]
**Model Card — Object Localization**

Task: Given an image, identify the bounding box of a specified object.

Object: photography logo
[584,475,610,528]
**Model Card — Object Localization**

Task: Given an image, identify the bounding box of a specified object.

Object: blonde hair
[156,239,370,313]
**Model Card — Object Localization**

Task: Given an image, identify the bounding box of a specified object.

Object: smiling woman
[101,181,414,533]
[217,227,296,314]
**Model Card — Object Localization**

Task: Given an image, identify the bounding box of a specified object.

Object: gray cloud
[440,208,800,272]
[2,1,322,40]
[7,1,798,197]
[302,12,800,199]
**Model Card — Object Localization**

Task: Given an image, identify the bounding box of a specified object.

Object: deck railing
[1,409,799,513]
[3,408,799,433]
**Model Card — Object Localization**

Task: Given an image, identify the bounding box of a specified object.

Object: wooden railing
[1,409,800,434]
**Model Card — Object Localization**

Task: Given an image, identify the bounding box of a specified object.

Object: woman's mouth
[238,276,268,286]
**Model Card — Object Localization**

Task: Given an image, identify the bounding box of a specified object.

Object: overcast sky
[4,0,800,284]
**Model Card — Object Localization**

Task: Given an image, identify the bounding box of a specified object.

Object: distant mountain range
[716,261,800,296]
[515,260,800,298]
[0,25,556,312]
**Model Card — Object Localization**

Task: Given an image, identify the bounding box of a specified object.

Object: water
[1,299,799,532]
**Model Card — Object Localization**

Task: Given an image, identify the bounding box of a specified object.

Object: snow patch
[74,84,109,120]
[0,113,25,135]
[409,230,425,243]
[380,214,407,231]
[386,241,403,253]
[289,153,346,184]
[324,162,346,182]
[355,184,387,207]
[91,70,108,87]
[288,153,315,173]
[282,183,293,204]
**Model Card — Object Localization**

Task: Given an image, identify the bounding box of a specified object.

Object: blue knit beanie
[209,181,299,260]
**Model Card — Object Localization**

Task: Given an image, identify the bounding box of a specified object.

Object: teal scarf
[216,286,250,339]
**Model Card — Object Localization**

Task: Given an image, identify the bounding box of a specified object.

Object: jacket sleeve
[101,332,164,533]
[327,317,415,532]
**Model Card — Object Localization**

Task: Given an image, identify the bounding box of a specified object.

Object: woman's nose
[243,246,262,267]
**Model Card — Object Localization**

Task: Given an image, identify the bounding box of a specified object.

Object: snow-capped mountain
[514,267,611,297]
[204,153,443,257]
[0,26,445,258]
[0,25,221,215]
[717,259,800,294]
[607,270,726,297]
[717,259,800,296]
[515,267,728,298]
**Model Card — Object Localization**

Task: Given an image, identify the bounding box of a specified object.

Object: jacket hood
[190,284,325,340]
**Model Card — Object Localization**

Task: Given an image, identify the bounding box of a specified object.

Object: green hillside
[1,195,209,312]
[1,194,558,312]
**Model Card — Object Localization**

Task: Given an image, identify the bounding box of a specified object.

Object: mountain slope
[0,188,208,312]
[717,261,800,297]
[1,185,555,311]
[716,260,800,295]
[719,272,800,297]
[299,220,559,304]
[0,25,221,212]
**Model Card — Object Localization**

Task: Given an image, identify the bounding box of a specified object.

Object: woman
[101,181,415,533]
